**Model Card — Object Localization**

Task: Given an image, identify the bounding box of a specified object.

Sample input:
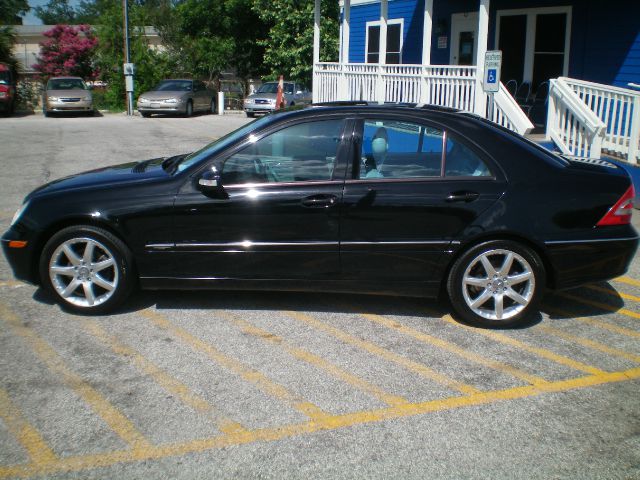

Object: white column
[421,0,433,65]
[312,0,321,102]
[342,0,350,64]
[474,0,490,115]
[379,0,388,64]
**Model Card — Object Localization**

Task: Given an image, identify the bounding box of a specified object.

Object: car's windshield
[0,71,10,84]
[175,115,276,173]
[154,80,192,92]
[47,78,86,90]
[256,82,294,95]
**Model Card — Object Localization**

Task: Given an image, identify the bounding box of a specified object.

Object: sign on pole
[483,50,502,93]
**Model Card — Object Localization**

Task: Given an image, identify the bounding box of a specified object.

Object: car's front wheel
[185,100,193,117]
[39,226,136,314]
[447,240,545,328]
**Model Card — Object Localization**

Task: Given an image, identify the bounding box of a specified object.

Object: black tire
[246,111,254,118]
[210,99,216,114]
[39,225,136,314]
[140,111,151,118]
[446,240,545,328]
[185,100,193,117]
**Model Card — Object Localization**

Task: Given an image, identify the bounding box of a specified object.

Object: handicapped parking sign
[483,51,502,93]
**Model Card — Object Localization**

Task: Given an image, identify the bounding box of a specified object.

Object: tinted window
[444,135,492,177]
[359,120,443,179]
[222,120,344,185]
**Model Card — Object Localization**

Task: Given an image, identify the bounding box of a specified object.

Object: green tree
[34,0,77,25]
[252,0,339,85]
[1,0,29,68]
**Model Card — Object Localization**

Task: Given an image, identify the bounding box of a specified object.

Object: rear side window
[357,119,492,179]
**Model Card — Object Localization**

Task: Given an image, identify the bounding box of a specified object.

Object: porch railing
[546,78,606,159]
[314,62,533,135]
[562,77,640,163]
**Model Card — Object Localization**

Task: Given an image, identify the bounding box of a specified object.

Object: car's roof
[160,79,193,82]
[48,76,84,80]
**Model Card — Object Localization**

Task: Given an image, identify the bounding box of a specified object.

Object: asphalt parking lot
[0,112,639,479]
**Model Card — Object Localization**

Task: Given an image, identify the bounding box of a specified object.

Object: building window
[366,20,403,64]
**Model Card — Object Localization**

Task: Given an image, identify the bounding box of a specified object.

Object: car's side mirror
[197,167,227,198]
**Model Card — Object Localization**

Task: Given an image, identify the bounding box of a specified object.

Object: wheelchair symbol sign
[487,69,497,84]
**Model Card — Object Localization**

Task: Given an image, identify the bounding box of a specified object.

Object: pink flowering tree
[33,24,98,79]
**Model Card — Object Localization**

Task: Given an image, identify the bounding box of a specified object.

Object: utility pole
[122,0,134,115]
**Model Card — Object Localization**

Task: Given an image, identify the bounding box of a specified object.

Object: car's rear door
[339,115,506,289]
[170,116,353,279]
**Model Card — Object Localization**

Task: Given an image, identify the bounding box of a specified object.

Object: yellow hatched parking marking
[615,276,640,288]
[285,311,481,395]
[544,306,640,340]
[535,324,640,364]
[559,292,640,320]
[220,311,409,407]
[140,309,328,420]
[360,313,550,386]
[0,303,151,451]
[441,315,607,375]
[2,366,639,479]
[586,284,640,303]
[76,317,247,435]
[0,389,57,466]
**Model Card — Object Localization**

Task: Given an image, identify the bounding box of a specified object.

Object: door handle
[446,191,479,203]
[301,194,338,208]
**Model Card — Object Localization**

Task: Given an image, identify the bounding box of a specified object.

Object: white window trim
[365,18,404,64]
[495,6,572,84]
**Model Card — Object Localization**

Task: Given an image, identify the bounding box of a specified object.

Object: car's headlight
[11,202,28,226]
[139,97,148,103]
[48,96,59,101]
[244,98,252,105]
[164,98,178,104]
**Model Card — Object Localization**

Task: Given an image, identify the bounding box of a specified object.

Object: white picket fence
[547,77,640,162]
[314,62,533,135]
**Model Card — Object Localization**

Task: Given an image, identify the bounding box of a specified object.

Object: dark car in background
[0,63,17,116]
[2,104,637,328]
[137,79,216,117]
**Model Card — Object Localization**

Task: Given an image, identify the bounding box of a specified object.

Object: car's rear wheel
[39,226,135,314]
[447,240,545,328]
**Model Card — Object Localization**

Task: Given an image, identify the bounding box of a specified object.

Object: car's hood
[247,92,278,100]
[46,88,90,97]
[26,156,179,200]
[140,91,188,100]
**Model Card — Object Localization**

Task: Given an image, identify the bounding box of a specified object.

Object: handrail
[490,83,534,135]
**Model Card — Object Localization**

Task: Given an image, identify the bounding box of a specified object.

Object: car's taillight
[596,185,634,226]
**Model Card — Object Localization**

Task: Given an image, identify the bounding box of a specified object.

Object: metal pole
[123,0,134,115]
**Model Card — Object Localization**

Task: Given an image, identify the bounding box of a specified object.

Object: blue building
[311,0,640,162]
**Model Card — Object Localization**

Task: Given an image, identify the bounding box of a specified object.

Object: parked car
[137,79,215,117]
[0,63,17,116]
[244,81,311,117]
[2,104,638,328]
[43,77,94,116]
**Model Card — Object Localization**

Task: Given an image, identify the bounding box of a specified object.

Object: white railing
[561,77,640,163]
[314,62,532,135]
[546,78,606,159]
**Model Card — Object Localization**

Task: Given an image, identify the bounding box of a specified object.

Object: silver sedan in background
[43,77,93,117]
[137,79,216,117]
[243,81,311,117]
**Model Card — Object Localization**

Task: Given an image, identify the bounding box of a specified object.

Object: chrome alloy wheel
[461,249,535,321]
[48,237,119,308]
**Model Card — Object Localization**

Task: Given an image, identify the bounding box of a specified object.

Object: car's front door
[340,116,506,287]
[171,117,352,279]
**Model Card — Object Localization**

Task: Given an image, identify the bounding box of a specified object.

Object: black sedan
[2,104,638,328]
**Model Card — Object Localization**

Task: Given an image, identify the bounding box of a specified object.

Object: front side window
[222,119,344,185]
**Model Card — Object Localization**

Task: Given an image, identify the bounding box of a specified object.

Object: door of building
[450,12,478,66]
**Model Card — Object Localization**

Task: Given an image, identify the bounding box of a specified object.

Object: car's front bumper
[1,225,39,284]
[46,99,93,112]
[138,102,186,115]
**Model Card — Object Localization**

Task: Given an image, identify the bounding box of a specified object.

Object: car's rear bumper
[546,234,639,289]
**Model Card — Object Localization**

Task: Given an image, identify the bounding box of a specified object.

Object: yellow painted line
[441,314,606,375]
[140,309,328,420]
[0,303,151,451]
[76,317,247,435]
[0,281,23,288]
[615,276,640,288]
[544,306,640,340]
[0,388,57,466]
[2,366,640,479]
[586,284,640,303]
[220,311,409,407]
[360,313,550,386]
[535,324,640,364]
[285,311,481,395]
[559,292,640,320]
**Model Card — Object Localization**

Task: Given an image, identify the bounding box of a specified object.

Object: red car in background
[0,63,17,116]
